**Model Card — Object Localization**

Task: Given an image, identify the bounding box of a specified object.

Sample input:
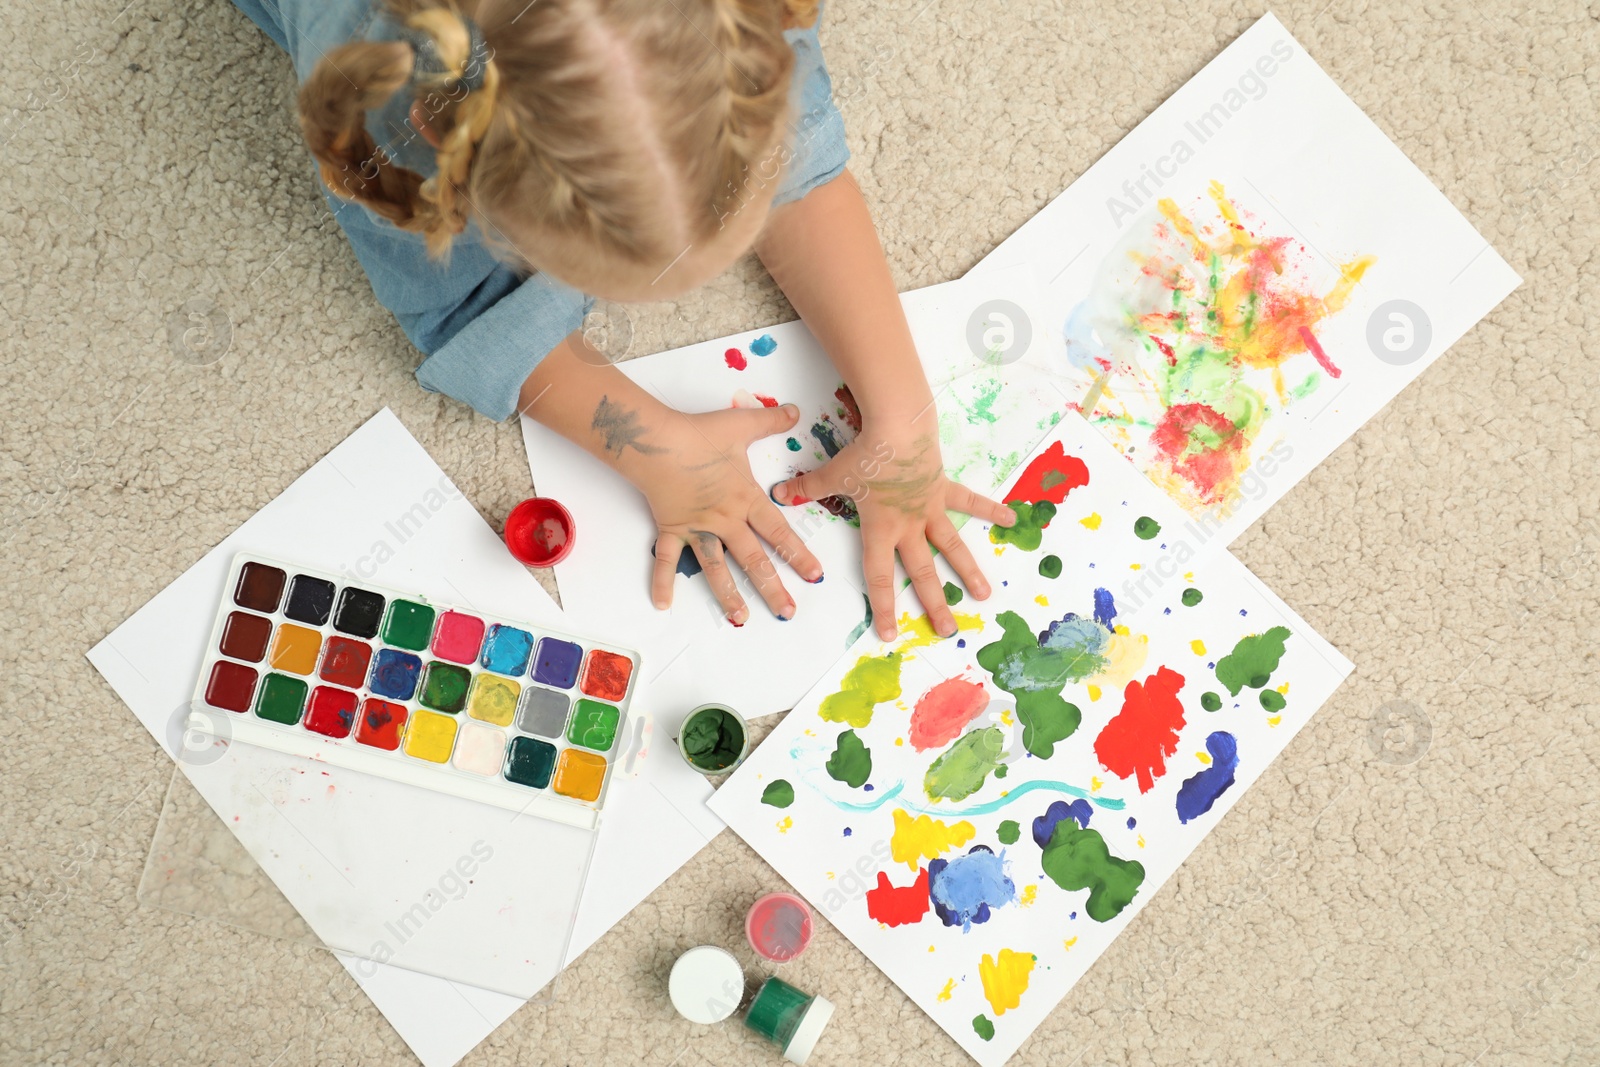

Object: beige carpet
[4,0,1597,1063]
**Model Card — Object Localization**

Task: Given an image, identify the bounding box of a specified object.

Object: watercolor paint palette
[192,552,641,828]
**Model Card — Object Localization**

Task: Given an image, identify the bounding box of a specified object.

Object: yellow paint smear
[776,816,793,833]
[1091,776,1103,792]
[896,611,983,649]
[937,979,956,1003]
[1034,595,1049,607]
[1020,885,1038,907]
[890,808,975,871]
[1087,685,1101,702]
[1190,639,1207,656]
[1080,512,1102,530]
[1063,937,1078,951]
[1196,751,1212,765]
[978,949,1036,1016]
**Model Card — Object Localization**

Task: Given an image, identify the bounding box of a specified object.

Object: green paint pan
[676,703,749,775]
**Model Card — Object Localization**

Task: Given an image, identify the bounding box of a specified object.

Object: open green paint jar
[676,703,749,775]
[744,976,834,1065]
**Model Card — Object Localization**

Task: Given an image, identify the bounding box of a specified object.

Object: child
[232,0,1014,640]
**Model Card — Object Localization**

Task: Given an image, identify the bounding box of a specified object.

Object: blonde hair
[298,0,817,272]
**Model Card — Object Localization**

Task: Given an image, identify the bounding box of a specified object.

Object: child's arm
[756,169,1017,642]
[518,335,824,625]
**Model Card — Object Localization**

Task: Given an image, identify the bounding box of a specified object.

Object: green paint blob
[994,764,1009,779]
[785,437,801,451]
[1181,587,1204,607]
[1200,691,1222,712]
[1133,516,1162,540]
[996,820,1021,845]
[255,673,307,725]
[1260,689,1287,712]
[1215,626,1293,696]
[419,662,471,712]
[924,726,1005,801]
[975,611,1082,759]
[943,581,964,606]
[967,377,1003,424]
[989,500,1057,551]
[680,706,746,771]
[382,599,436,651]
[973,1015,995,1041]
[825,729,873,788]
[818,652,903,728]
[1039,818,1146,922]
[760,779,795,808]
[1039,554,1063,579]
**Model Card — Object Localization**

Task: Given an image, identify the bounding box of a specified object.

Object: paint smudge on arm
[590,396,667,458]
[1175,731,1239,824]
[1093,666,1187,792]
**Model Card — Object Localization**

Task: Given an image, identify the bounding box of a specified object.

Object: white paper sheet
[709,412,1353,1066]
[523,268,1076,733]
[972,12,1520,549]
[87,410,722,1064]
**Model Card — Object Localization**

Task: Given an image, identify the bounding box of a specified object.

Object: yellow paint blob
[896,611,983,650]
[467,673,520,726]
[1137,834,1146,849]
[404,710,458,764]
[890,808,975,871]
[1091,776,1103,792]
[1130,563,1142,571]
[1196,751,1212,765]
[776,816,794,833]
[1087,685,1102,702]
[978,949,1035,1016]
[1080,512,1102,530]
[1277,682,1290,695]
[552,748,607,802]
[269,623,322,676]
[1090,630,1149,691]
[1034,595,1049,607]
[1190,639,1207,656]
[1020,885,1038,907]
[1063,937,1078,951]
[1268,716,1282,727]
[937,979,956,1002]
[895,737,904,747]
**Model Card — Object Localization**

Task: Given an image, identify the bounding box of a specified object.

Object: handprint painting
[1064,180,1375,516]
[709,416,1352,1066]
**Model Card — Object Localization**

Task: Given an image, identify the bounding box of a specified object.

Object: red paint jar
[505,498,576,567]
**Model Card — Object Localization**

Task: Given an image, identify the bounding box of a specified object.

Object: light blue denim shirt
[229,0,850,420]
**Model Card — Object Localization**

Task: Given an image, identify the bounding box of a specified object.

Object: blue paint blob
[863,783,874,791]
[1175,731,1240,825]
[928,845,1016,931]
[1126,817,1137,829]
[750,334,778,356]
[811,420,843,458]
[1032,798,1092,848]
[957,638,966,648]
[1091,587,1117,628]
[843,827,852,837]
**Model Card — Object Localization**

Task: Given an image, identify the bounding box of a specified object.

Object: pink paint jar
[746,892,813,963]
[504,497,575,566]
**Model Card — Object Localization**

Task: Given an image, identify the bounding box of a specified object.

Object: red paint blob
[1094,666,1188,793]
[908,677,990,751]
[746,892,813,961]
[834,385,863,432]
[724,347,748,370]
[1004,440,1091,505]
[1297,325,1342,379]
[1149,403,1246,504]
[505,498,575,566]
[866,868,930,927]
[753,393,780,408]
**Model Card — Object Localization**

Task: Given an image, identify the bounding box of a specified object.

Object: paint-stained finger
[928,515,990,600]
[736,402,801,443]
[725,528,794,620]
[747,501,824,583]
[770,454,849,508]
[948,483,1017,527]
[651,534,686,610]
[864,535,899,642]
[687,529,748,626]
[902,538,956,637]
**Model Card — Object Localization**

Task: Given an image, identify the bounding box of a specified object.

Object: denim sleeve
[775,17,852,206]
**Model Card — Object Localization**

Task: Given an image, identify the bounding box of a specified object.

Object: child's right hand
[638,404,824,625]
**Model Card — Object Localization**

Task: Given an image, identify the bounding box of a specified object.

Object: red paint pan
[504,498,575,566]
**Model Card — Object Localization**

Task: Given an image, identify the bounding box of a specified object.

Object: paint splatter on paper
[1093,666,1187,793]
[891,808,976,870]
[761,779,795,808]
[1214,626,1291,696]
[909,677,990,752]
[818,653,903,727]
[929,846,1016,930]
[925,726,1006,801]
[1037,815,1145,922]
[1175,731,1238,824]
[825,729,873,788]
[977,948,1035,1015]
[867,867,931,927]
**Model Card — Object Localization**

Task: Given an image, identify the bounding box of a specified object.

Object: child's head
[299,0,816,300]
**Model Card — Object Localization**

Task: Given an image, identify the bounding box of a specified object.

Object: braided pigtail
[705,0,797,221]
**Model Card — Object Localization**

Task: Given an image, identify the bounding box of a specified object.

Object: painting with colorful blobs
[1060,178,1375,519]
[708,415,1352,1067]
[191,553,642,830]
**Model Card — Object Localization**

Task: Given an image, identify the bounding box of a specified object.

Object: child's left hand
[770,408,1016,642]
